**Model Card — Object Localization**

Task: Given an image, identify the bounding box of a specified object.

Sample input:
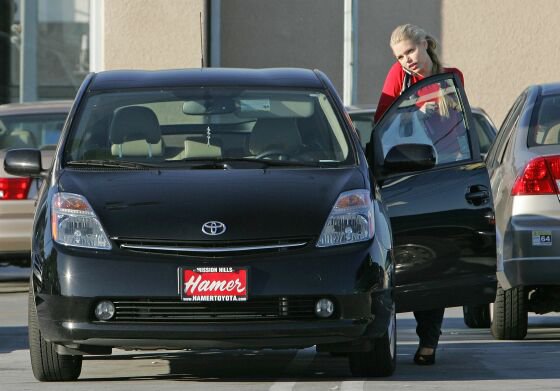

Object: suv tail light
[511,156,560,195]
[0,177,32,200]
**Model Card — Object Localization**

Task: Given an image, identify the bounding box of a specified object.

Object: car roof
[539,82,560,96]
[0,100,73,116]
[89,68,325,91]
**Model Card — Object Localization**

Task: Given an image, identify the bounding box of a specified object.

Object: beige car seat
[248,118,302,157]
[109,106,163,158]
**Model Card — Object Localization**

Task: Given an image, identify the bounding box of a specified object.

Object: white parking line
[340,380,365,391]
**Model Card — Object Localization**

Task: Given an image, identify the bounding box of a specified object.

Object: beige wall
[102,0,206,70]
[100,0,560,126]
[356,1,442,110]
[441,0,560,125]
[220,0,344,90]
[360,0,560,126]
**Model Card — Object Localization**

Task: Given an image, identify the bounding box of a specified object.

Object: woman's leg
[413,308,445,364]
[414,308,445,348]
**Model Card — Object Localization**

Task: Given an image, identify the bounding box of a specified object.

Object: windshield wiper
[66,159,159,169]
[166,157,324,168]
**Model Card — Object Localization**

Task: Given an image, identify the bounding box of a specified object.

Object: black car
[5,68,495,381]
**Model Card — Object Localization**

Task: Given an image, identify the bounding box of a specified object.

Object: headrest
[543,123,560,145]
[111,139,163,157]
[109,106,161,145]
[248,118,302,155]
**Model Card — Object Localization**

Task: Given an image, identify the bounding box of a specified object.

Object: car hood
[57,167,366,241]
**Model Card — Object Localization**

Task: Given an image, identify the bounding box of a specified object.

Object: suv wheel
[491,282,528,340]
[349,304,396,377]
[28,290,82,381]
[462,304,491,328]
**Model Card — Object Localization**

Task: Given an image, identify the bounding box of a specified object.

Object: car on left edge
[4,68,496,381]
[0,101,71,280]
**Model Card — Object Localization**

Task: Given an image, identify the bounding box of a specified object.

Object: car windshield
[63,88,353,167]
[0,113,67,150]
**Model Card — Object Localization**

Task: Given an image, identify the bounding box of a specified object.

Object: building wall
[356,0,442,110]
[441,0,560,125]
[102,0,206,70]
[99,0,560,125]
[220,0,344,91]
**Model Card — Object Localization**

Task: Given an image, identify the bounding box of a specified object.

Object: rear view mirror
[383,144,436,173]
[182,98,235,115]
[3,148,44,177]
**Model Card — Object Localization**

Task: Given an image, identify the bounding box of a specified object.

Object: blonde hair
[391,24,452,117]
[390,24,443,76]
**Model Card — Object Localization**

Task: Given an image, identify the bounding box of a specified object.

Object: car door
[369,73,497,313]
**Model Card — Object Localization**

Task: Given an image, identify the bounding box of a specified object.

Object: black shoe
[413,347,436,365]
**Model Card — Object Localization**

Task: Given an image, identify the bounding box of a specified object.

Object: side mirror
[4,148,44,177]
[384,143,436,173]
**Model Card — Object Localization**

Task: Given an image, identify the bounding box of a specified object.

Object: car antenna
[200,12,204,68]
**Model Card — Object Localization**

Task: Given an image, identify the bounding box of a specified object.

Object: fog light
[94,300,115,321]
[315,298,334,318]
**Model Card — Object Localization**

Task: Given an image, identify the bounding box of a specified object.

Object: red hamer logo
[182,268,247,301]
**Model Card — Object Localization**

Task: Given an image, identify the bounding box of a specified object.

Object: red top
[374,62,465,124]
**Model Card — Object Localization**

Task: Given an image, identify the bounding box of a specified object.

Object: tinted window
[529,94,560,145]
[486,92,526,168]
[472,113,495,155]
[349,112,374,148]
[65,88,353,166]
[0,113,67,150]
[374,77,471,167]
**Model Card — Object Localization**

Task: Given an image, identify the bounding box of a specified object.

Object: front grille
[104,297,329,322]
[111,237,311,256]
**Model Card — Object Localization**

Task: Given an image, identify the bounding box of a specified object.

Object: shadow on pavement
[0,326,28,353]
[77,336,560,382]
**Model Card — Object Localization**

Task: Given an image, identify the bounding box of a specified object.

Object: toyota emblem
[202,221,227,236]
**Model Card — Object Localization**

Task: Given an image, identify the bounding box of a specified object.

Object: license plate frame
[179,266,249,302]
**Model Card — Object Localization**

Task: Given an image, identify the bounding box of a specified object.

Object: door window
[372,74,474,170]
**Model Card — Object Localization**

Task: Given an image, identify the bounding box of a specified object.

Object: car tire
[462,304,491,328]
[348,304,396,377]
[28,289,82,381]
[491,282,528,340]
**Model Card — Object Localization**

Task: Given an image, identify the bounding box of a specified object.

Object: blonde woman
[374,23,466,365]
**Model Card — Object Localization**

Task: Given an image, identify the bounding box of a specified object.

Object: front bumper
[33,239,393,352]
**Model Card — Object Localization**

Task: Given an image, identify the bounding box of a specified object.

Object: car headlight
[51,192,111,250]
[317,189,374,247]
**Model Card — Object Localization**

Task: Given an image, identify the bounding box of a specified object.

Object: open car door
[369,72,496,313]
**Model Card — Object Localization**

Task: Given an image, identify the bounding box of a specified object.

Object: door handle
[465,186,490,205]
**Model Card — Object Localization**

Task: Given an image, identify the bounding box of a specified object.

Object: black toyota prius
[4,68,496,381]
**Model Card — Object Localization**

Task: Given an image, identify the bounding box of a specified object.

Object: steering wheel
[255,149,292,160]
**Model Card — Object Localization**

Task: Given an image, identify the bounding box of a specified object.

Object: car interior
[66,91,352,165]
[533,96,560,145]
